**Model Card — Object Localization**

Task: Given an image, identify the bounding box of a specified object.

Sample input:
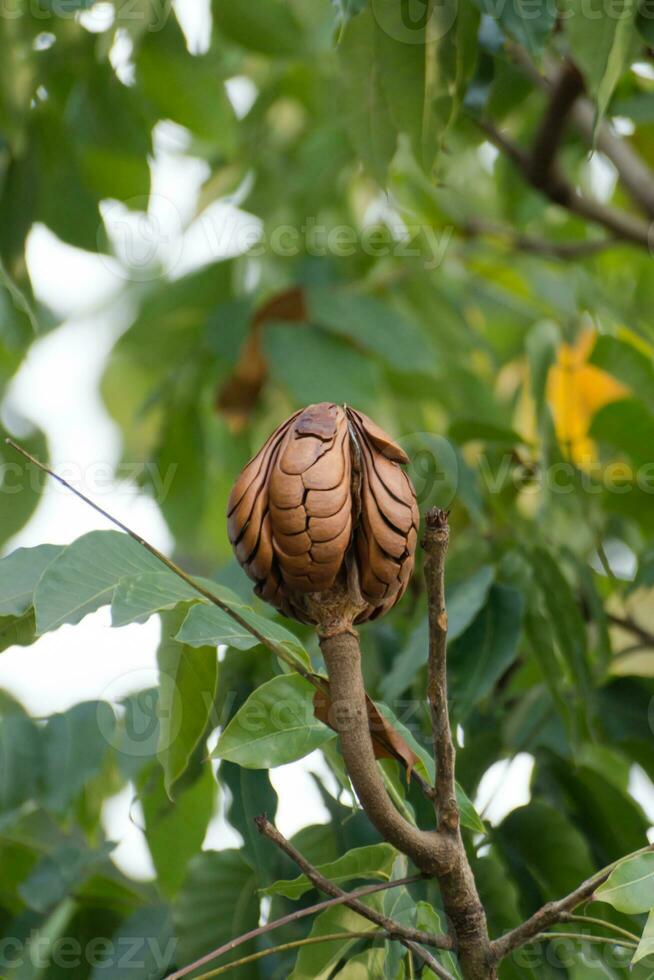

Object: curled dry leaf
[227,402,419,628]
[313,685,419,780]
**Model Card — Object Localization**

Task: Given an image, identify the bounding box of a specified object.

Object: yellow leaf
[547,328,628,466]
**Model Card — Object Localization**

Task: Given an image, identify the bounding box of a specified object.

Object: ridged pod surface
[227,403,418,625]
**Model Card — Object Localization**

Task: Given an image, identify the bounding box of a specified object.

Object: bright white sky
[1,0,651,882]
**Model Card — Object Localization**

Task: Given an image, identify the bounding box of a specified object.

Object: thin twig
[192,931,389,980]
[460,218,618,258]
[422,509,458,831]
[505,40,654,219]
[607,612,654,648]
[492,842,654,960]
[531,931,637,950]
[527,60,584,190]
[561,913,640,944]
[254,816,454,954]
[166,876,426,980]
[4,439,309,676]
[476,120,653,250]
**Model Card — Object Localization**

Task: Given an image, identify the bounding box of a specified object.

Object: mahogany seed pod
[227,403,419,628]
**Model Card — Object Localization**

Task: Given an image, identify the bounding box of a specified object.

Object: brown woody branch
[255,816,455,979]
[167,874,428,980]
[477,119,653,249]
[607,612,654,648]
[527,60,584,190]
[506,41,654,220]
[491,843,654,961]
[319,509,496,980]
[423,509,458,831]
[460,218,618,259]
[319,628,453,875]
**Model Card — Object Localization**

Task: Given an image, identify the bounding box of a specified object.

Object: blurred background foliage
[1,0,654,976]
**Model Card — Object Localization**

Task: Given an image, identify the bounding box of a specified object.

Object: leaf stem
[192,930,388,979]
[492,842,654,960]
[562,913,640,944]
[165,874,425,980]
[531,931,637,950]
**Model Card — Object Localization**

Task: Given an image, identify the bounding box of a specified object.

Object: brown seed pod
[227,403,418,628]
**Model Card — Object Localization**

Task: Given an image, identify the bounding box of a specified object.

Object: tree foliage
[1,0,654,976]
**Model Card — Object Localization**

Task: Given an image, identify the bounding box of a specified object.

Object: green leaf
[307,287,435,375]
[289,900,382,980]
[152,396,207,550]
[157,607,218,795]
[374,15,427,162]
[19,841,115,913]
[176,600,310,665]
[380,566,494,702]
[473,0,556,49]
[214,673,332,768]
[0,609,38,655]
[173,849,259,968]
[34,530,160,634]
[422,0,480,164]
[264,324,382,410]
[90,905,175,979]
[333,0,368,28]
[213,0,307,55]
[497,802,595,899]
[338,10,397,183]
[0,544,62,617]
[564,0,639,121]
[633,908,654,963]
[0,426,49,548]
[449,584,525,717]
[111,570,199,627]
[41,702,116,814]
[595,852,654,914]
[67,63,152,203]
[590,398,654,468]
[415,901,461,978]
[527,320,559,429]
[532,549,593,705]
[0,256,39,334]
[630,544,654,593]
[373,701,486,834]
[4,898,77,980]
[263,843,397,899]
[637,0,654,42]
[141,764,216,898]
[0,714,42,812]
[176,604,258,651]
[449,420,527,447]
[590,334,654,409]
[222,763,280,880]
[334,948,388,978]
[33,112,105,252]
[138,20,237,145]
[448,565,496,639]
[111,568,244,629]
